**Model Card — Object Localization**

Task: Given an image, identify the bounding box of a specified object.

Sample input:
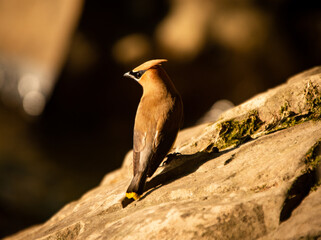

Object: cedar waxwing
[123,59,183,200]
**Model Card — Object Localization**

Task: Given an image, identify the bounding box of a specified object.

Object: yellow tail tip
[126,192,140,200]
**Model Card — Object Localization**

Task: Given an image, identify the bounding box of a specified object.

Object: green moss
[280,101,290,115]
[215,110,263,150]
[305,80,321,119]
[209,82,321,152]
[276,111,307,131]
[303,140,321,192]
[280,141,321,222]
[311,181,321,192]
[303,139,321,191]
[278,102,299,129]
[266,82,321,134]
[304,140,321,173]
[250,184,268,193]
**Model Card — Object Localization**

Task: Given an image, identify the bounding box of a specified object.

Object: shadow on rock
[141,149,228,200]
[121,149,225,207]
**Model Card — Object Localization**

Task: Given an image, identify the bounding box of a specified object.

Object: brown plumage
[123,59,183,200]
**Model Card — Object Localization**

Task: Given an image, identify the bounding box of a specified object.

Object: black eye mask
[130,70,146,79]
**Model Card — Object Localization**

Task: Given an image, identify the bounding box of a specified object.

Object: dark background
[1,0,321,237]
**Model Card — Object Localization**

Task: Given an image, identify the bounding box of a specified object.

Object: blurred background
[0,0,320,237]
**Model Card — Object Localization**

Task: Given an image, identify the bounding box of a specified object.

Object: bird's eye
[135,72,142,78]
[130,70,146,80]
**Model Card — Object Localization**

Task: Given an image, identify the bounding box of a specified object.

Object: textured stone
[5,66,321,240]
[261,188,321,240]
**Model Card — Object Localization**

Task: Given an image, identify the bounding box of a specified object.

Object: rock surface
[5,67,321,240]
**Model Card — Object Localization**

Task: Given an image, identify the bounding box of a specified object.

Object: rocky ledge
[5,66,321,240]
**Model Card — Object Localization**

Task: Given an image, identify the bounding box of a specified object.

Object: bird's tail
[126,169,148,200]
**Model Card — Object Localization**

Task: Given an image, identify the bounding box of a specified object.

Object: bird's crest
[133,59,168,72]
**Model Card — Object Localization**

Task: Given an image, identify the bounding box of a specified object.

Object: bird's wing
[134,130,146,152]
[147,120,178,177]
[132,123,171,178]
[133,130,146,175]
[147,97,183,177]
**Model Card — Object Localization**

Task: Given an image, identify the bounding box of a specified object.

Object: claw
[161,152,182,166]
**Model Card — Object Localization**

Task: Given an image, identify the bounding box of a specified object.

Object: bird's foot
[161,152,182,166]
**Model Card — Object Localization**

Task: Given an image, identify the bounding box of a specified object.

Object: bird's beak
[123,72,131,78]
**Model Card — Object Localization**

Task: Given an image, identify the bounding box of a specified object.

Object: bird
[123,59,183,200]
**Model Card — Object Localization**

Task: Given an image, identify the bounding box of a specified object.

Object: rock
[261,187,321,240]
[5,66,321,240]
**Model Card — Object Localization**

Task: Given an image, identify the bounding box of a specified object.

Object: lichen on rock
[202,71,321,154]
[214,110,263,150]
